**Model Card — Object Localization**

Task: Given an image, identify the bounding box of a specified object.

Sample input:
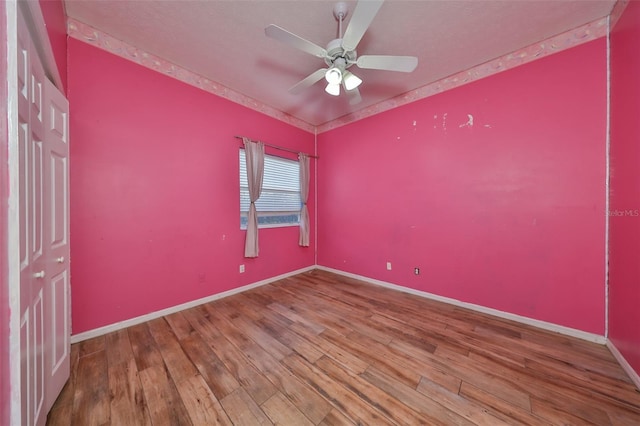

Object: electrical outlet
[239,264,245,273]
[386,262,392,270]
[414,267,420,275]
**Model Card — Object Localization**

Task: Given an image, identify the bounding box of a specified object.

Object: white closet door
[18,8,47,425]
[43,77,70,412]
[16,7,71,424]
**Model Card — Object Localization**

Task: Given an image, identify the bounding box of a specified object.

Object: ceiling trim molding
[316,16,608,133]
[68,14,609,135]
[609,0,630,30]
[67,18,316,134]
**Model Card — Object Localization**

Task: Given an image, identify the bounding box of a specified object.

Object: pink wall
[318,39,607,334]
[68,39,315,334]
[609,0,640,376]
[1,1,11,422]
[39,0,67,92]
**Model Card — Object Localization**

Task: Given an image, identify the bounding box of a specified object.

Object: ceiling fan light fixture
[325,82,341,96]
[325,67,343,85]
[343,71,362,91]
[265,0,419,103]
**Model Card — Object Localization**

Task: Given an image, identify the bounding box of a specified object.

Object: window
[240,149,300,229]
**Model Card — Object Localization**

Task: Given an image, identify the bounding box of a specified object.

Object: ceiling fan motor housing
[325,38,356,69]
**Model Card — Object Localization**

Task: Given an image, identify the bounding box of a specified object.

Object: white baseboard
[70,266,316,343]
[316,266,607,345]
[72,264,638,390]
[606,339,640,390]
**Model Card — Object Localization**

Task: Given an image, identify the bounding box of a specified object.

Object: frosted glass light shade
[343,72,362,91]
[325,82,340,96]
[325,67,342,85]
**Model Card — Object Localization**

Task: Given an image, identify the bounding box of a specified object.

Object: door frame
[5,1,65,423]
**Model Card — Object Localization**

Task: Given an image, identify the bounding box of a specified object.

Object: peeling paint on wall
[459,114,474,128]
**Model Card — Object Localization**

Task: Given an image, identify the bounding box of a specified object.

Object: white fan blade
[265,24,327,58]
[356,55,418,72]
[345,86,362,105]
[289,68,328,94]
[342,0,384,52]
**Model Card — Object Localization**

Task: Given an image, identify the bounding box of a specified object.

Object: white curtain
[298,153,310,247]
[243,138,264,257]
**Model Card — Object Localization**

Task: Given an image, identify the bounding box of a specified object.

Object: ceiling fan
[265,0,418,105]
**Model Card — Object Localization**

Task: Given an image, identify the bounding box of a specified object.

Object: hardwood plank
[274,281,368,337]
[175,374,233,425]
[105,328,134,366]
[606,406,640,426]
[70,349,110,425]
[459,382,549,426]
[256,312,324,363]
[165,311,196,341]
[77,335,105,358]
[266,301,326,335]
[194,303,278,405]
[218,293,265,322]
[241,286,280,307]
[360,366,472,426]
[415,375,511,426]
[261,392,315,426]
[47,399,74,426]
[465,348,636,422]
[386,338,462,393]
[282,353,395,425]
[147,317,198,383]
[138,365,192,426]
[296,329,370,375]
[204,307,332,423]
[178,332,240,400]
[524,357,640,413]
[318,409,357,426]
[108,358,151,426]
[528,382,617,425]
[214,299,293,361]
[531,396,604,425]
[390,333,534,411]
[261,363,333,424]
[220,388,272,426]
[127,322,164,371]
[370,312,469,357]
[323,328,421,388]
[316,355,431,425]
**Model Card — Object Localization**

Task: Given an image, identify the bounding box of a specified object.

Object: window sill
[241,223,300,230]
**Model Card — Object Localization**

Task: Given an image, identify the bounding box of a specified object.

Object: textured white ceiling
[64,0,615,127]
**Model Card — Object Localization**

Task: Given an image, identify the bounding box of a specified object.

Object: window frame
[239,148,301,230]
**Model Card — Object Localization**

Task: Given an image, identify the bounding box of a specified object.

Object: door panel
[19,123,29,271]
[20,311,30,426]
[30,139,43,261]
[44,76,71,412]
[29,42,47,426]
[33,289,45,424]
[49,270,69,373]
[50,153,67,247]
[17,7,69,424]
[18,9,38,425]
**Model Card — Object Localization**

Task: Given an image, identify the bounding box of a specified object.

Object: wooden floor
[48,270,640,425]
